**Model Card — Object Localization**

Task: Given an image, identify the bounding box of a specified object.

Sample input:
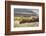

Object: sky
[14,8,39,16]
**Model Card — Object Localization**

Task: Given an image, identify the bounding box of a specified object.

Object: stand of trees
[14,16,39,24]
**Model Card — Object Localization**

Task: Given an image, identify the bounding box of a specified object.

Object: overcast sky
[14,8,39,16]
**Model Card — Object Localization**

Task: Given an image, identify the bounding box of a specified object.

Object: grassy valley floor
[14,22,39,27]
